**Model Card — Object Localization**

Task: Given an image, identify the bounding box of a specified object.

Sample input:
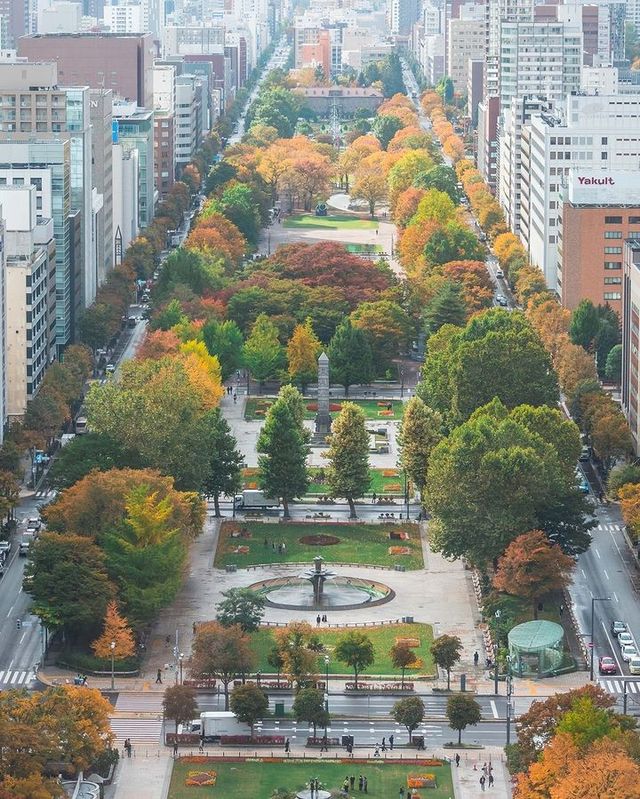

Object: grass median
[283,213,379,230]
[244,398,404,422]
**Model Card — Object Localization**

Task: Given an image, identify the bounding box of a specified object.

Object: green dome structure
[507,620,566,677]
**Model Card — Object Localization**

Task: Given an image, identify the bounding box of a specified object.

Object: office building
[112,100,154,229]
[38,1,83,33]
[153,63,176,197]
[112,140,138,264]
[18,32,156,108]
[103,3,146,33]
[90,88,114,286]
[388,0,420,35]
[2,185,56,418]
[175,73,201,169]
[0,205,4,441]
[447,15,484,92]
[622,238,640,451]
[559,171,640,313]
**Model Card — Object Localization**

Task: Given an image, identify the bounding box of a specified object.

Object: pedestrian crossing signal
[16,620,21,629]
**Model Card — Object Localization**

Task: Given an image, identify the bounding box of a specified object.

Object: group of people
[315,614,329,626]
[479,762,495,791]
[337,775,368,794]
[373,735,394,757]
[123,739,132,758]
[264,539,287,554]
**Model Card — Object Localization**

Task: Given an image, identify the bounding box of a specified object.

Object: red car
[599,656,617,675]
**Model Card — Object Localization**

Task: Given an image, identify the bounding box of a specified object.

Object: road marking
[601,620,624,673]
[613,592,619,603]
[5,604,14,618]
[490,700,498,719]
[10,671,19,684]
[19,631,26,645]
[594,548,601,559]
[581,568,587,578]
[603,569,610,580]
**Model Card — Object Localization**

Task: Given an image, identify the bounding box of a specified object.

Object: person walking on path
[488,773,494,788]
[124,739,132,758]
[156,669,162,684]
[480,775,486,791]
[474,651,479,666]
[173,742,178,758]
[455,754,460,767]
[316,614,321,627]
[389,734,394,750]
[285,738,290,753]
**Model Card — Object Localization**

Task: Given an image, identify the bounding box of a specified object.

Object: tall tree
[91,601,136,661]
[569,299,600,350]
[335,632,375,688]
[201,409,244,516]
[431,635,463,691]
[257,397,309,518]
[391,696,425,743]
[424,281,467,333]
[216,588,265,632]
[605,343,623,384]
[202,319,245,381]
[287,319,321,392]
[326,403,370,519]
[398,396,442,496]
[446,695,482,745]
[372,114,403,149]
[229,683,269,737]
[351,162,388,216]
[390,642,415,688]
[493,531,575,619]
[327,319,374,395]
[163,685,198,735]
[190,621,256,710]
[292,688,329,737]
[243,313,286,388]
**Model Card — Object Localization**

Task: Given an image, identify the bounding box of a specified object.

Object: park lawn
[345,243,384,254]
[283,213,378,230]
[307,467,405,497]
[250,623,434,677]
[168,759,452,799]
[245,397,404,422]
[215,521,423,570]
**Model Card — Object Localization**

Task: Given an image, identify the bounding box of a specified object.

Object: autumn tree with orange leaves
[92,600,136,661]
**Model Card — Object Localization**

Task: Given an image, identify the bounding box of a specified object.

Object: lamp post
[506,656,513,746]
[257,670,262,688]
[590,597,611,681]
[179,653,184,685]
[404,472,410,520]
[110,641,116,692]
[324,655,330,712]
[494,610,501,696]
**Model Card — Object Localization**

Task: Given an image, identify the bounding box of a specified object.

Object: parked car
[612,621,628,636]
[579,446,591,461]
[622,645,638,662]
[26,517,41,531]
[630,656,640,675]
[618,631,634,648]
[0,541,11,556]
[496,268,504,279]
[496,295,508,307]
[598,655,617,675]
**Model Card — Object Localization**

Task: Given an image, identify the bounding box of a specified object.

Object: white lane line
[613,592,619,603]
[581,568,587,578]
[5,604,14,618]
[10,671,19,684]
[603,569,610,580]
[0,671,6,683]
[601,620,624,673]
[19,631,26,645]
[595,548,601,559]
[490,700,499,719]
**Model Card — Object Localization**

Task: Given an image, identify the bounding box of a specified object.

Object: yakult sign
[567,170,640,205]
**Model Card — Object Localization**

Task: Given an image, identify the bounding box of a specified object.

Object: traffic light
[16,619,21,629]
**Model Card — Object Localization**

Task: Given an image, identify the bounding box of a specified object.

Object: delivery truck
[181,712,251,742]
[233,490,280,510]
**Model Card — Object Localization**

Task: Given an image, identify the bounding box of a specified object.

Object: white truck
[182,711,251,741]
[233,490,280,510]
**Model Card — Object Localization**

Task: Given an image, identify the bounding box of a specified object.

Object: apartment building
[622,239,640,452]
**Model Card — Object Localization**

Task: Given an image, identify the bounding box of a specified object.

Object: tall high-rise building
[90,88,114,287]
[112,101,154,229]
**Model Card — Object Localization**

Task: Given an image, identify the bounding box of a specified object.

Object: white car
[629,656,640,675]
[0,540,11,556]
[622,645,638,662]
[618,631,634,648]
[496,268,504,279]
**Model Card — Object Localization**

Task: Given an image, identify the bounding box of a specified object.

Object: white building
[112,141,138,264]
[519,92,640,292]
[103,3,146,34]
[175,73,200,168]
[38,1,82,33]
[447,14,484,92]
[1,185,56,419]
[0,204,5,441]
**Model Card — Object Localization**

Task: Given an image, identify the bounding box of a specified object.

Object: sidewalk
[105,744,512,799]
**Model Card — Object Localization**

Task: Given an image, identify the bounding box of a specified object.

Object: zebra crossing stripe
[10,672,19,684]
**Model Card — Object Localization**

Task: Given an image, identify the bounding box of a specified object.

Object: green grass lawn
[283,213,379,230]
[345,243,384,254]
[168,759,452,799]
[250,623,434,677]
[245,398,404,422]
[215,521,423,569]
[307,467,405,497]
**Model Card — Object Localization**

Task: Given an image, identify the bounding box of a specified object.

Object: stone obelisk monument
[313,352,332,445]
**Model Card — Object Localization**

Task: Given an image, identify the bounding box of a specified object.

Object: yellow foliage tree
[92,600,136,660]
[287,318,321,391]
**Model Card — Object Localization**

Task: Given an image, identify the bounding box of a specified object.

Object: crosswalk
[109,718,164,745]
[115,693,164,712]
[0,670,36,688]
[595,523,622,533]
[111,692,165,745]
[598,678,640,694]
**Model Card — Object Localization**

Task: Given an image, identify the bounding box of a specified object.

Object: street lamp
[324,655,330,712]
[257,670,262,687]
[110,641,116,692]
[179,653,184,685]
[506,656,513,746]
[590,597,611,681]
[403,472,410,520]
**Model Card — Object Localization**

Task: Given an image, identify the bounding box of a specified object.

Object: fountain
[248,555,394,611]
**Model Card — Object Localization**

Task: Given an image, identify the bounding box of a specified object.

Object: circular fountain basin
[248,576,395,611]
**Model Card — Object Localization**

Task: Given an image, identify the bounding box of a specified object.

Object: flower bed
[385,482,402,492]
[408,774,437,789]
[396,637,420,648]
[388,546,411,555]
[389,531,410,540]
[379,410,395,416]
[382,469,399,477]
[306,402,343,412]
[185,770,217,786]
[219,735,285,745]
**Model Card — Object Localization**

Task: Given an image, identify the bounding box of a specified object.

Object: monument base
[311,412,332,447]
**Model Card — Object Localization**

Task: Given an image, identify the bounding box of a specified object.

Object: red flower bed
[306,403,343,412]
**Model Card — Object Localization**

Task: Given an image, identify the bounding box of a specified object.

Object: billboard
[566,170,640,206]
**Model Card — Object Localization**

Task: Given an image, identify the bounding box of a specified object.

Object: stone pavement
[105,744,512,799]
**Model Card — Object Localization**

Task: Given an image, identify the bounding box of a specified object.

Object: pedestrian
[156,668,162,684]
[199,737,204,753]
[192,621,197,634]
[316,614,321,627]
[382,737,386,749]
[374,746,380,758]
[482,763,487,775]
[363,777,368,793]
[358,775,363,792]
[474,651,479,666]
[455,753,460,767]
[480,775,486,791]
[264,537,268,547]
[124,738,131,758]
[321,734,328,752]
[350,775,355,789]
[272,541,276,550]
[282,542,286,553]
[559,604,564,617]
[342,779,349,793]
[389,734,394,750]
[285,738,290,753]
[399,788,405,799]
[233,394,237,404]
[278,543,283,554]
[173,741,178,758]
[372,492,377,504]
[488,774,494,788]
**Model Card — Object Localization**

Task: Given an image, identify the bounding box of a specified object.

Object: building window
[605,216,622,224]
[604,261,622,270]
[604,246,623,254]
[602,152,608,160]
[603,292,622,300]
[605,276,622,284]
[604,231,623,238]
